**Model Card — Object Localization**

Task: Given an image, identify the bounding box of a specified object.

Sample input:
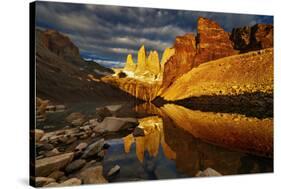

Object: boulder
[35,177,56,187]
[77,165,108,184]
[195,168,222,177]
[107,165,120,177]
[81,139,105,159]
[65,159,86,174]
[35,152,74,177]
[34,129,44,142]
[93,117,138,133]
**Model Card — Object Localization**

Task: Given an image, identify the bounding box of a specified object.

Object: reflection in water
[161,104,273,157]
[103,102,272,182]
[123,116,176,162]
[132,103,273,176]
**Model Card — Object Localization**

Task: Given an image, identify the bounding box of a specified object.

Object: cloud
[35,1,273,68]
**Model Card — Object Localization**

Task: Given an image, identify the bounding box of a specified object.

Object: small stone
[107,165,120,177]
[65,159,86,174]
[91,133,96,138]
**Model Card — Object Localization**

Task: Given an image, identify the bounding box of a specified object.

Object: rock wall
[147,51,160,75]
[230,24,273,52]
[160,17,238,95]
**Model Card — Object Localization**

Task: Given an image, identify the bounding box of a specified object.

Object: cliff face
[160,17,238,95]
[102,76,162,101]
[231,24,273,52]
[160,47,175,72]
[161,48,273,101]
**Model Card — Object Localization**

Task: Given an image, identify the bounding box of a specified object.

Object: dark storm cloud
[35,1,273,68]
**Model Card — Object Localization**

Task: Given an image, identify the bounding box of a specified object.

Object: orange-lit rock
[160,17,238,95]
[135,45,147,74]
[161,48,273,101]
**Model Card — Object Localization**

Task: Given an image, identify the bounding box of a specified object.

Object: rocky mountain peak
[124,54,136,72]
[160,47,175,72]
[135,45,147,74]
[40,29,80,60]
[147,51,160,75]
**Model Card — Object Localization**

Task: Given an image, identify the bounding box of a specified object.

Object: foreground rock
[93,117,138,133]
[81,139,105,159]
[44,178,82,187]
[107,165,121,177]
[196,168,222,177]
[35,152,74,176]
[35,177,55,187]
[77,165,108,184]
[65,159,86,174]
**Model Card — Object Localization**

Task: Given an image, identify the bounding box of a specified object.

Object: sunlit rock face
[160,47,175,72]
[135,45,147,74]
[161,104,273,158]
[123,116,176,162]
[124,54,136,72]
[147,51,160,75]
[161,48,273,101]
[160,17,238,95]
[230,24,273,52]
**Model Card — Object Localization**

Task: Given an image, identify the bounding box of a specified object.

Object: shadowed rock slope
[36,29,132,103]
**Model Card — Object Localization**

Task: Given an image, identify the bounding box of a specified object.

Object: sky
[35,1,273,68]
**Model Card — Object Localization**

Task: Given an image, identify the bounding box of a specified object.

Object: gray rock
[35,152,74,177]
[107,165,120,177]
[65,112,86,126]
[93,117,138,133]
[195,168,222,177]
[105,105,122,112]
[65,159,86,174]
[81,139,105,159]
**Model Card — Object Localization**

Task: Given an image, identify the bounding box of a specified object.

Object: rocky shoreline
[32,102,139,187]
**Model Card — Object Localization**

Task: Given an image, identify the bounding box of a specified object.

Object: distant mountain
[35,29,131,103]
